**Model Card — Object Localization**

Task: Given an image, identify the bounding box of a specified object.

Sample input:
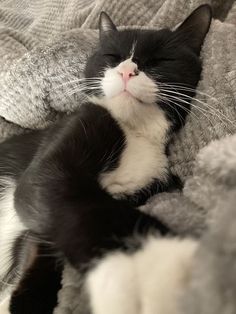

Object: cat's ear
[174,4,212,54]
[99,12,117,38]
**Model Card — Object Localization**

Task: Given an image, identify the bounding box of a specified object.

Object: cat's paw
[100,176,138,196]
[86,237,197,314]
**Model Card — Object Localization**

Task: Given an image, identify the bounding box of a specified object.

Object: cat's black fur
[10,244,62,314]
[0,5,212,313]
[14,103,169,268]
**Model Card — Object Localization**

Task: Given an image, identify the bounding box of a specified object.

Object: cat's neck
[90,95,170,144]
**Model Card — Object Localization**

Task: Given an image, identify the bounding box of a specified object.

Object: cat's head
[85,5,212,130]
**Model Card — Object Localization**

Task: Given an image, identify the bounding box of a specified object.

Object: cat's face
[85,5,212,130]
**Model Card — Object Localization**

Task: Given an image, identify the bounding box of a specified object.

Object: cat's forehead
[100,29,173,56]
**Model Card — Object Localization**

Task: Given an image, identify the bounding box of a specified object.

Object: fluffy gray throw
[0,0,236,313]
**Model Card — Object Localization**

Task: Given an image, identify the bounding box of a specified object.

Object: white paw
[86,237,198,314]
[100,172,139,196]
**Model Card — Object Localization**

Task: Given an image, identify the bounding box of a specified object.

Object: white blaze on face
[130,40,137,59]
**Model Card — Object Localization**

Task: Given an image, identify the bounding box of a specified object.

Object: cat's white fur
[0,177,26,313]
[0,178,25,280]
[87,237,198,314]
[92,58,170,197]
[0,296,11,314]
[99,103,169,196]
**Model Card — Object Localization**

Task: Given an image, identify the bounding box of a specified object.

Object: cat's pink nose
[119,69,137,82]
[117,60,139,83]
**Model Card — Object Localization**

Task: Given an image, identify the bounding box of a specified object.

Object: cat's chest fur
[98,99,170,198]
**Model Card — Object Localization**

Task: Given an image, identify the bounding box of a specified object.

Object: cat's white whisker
[51,78,102,90]
[64,86,101,96]
[159,92,232,132]
[159,88,234,126]
[159,95,206,124]
[159,98,186,127]
[158,82,221,102]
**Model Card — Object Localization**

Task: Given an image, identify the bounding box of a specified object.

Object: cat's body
[0,5,212,314]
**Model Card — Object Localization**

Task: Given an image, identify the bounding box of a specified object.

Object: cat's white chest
[99,110,169,197]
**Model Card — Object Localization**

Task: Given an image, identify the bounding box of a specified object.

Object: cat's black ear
[99,12,117,38]
[175,4,212,54]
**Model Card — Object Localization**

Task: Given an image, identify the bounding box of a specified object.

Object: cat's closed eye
[145,57,176,66]
[103,53,121,63]
[132,57,140,66]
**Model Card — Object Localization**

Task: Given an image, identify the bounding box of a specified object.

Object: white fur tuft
[0,295,11,314]
[0,177,26,285]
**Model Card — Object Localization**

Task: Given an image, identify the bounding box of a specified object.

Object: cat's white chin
[101,93,144,123]
[116,90,141,103]
[120,90,133,97]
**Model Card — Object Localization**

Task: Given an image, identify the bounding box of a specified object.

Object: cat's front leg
[14,171,169,270]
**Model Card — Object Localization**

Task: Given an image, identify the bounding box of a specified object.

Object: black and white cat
[0,5,212,314]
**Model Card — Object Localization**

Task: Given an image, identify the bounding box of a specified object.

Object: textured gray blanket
[0,0,236,313]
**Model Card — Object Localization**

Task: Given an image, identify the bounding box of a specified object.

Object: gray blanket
[0,0,236,313]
